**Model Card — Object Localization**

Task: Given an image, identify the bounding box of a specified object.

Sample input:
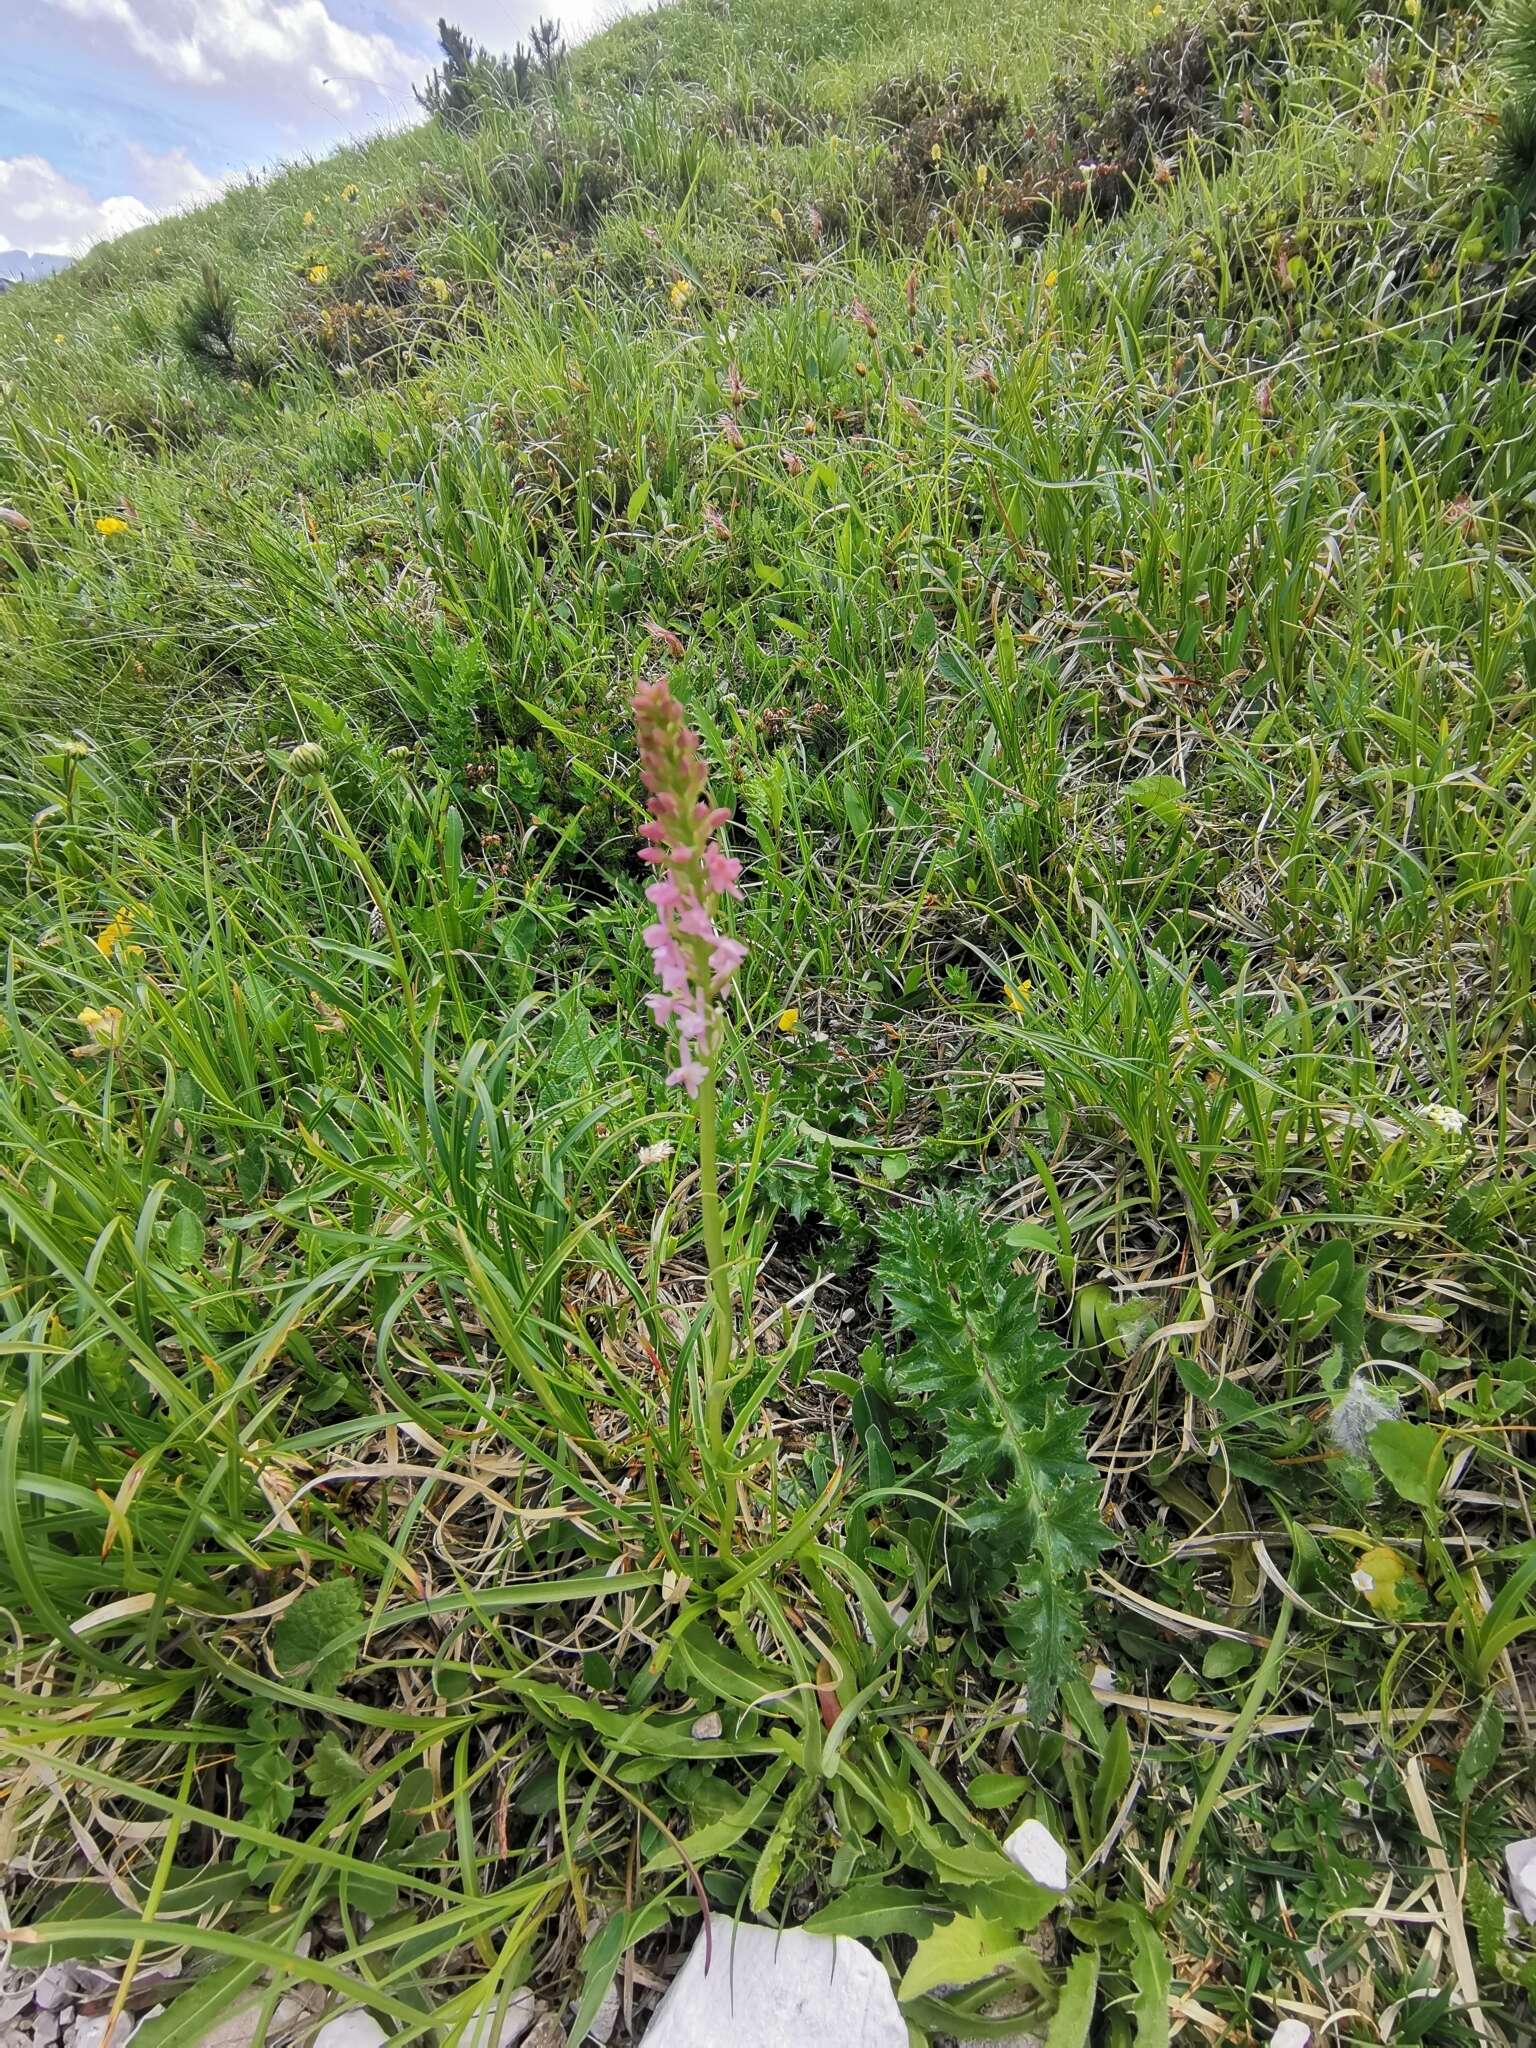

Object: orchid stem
[696,1064,737,1553]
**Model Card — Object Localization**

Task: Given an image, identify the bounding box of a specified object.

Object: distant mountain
[0,250,72,290]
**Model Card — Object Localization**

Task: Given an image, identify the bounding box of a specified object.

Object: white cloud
[0,148,225,256]
[43,0,419,117]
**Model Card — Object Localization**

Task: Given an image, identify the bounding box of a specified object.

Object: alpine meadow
[2,0,1535,2040]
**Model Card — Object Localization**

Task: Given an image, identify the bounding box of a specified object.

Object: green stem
[696,1062,736,1549]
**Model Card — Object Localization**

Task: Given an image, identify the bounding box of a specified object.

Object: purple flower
[632,676,747,1093]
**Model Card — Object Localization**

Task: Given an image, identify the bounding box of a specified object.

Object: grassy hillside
[2,0,1535,2041]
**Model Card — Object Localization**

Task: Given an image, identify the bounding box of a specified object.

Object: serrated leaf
[273,1579,363,1693]
[306,1730,366,1798]
[876,1195,1108,1718]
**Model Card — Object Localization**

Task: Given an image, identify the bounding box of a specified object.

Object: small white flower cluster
[1420,1101,1467,1137]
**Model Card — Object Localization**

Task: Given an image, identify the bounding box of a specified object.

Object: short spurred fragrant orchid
[633,676,744,1097]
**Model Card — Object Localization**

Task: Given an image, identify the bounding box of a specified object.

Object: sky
[1,0,625,256]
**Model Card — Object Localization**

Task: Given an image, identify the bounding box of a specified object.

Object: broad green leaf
[898,1912,1018,2004]
[805,1883,940,1941]
[643,1760,789,1872]
[967,1772,1028,1812]
[1370,1420,1444,1509]
[1454,1699,1505,1803]
[164,1208,206,1271]
[1201,1638,1255,1681]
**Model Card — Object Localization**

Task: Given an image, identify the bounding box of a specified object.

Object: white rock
[314,2011,389,2048]
[638,1918,905,2047]
[1002,1818,1070,1892]
[1506,1838,1536,1924]
[33,2014,61,2048]
[1268,2022,1311,2048]
[448,1989,538,2048]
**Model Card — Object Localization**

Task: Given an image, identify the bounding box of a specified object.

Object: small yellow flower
[930,142,943,163]
[153,246,163,257]
[976,163,989,189]
[769,206,785,228]
[1351,1544,1416,1618]
[54,333,67,346]
[340,183,358,202]
[76,1005,125,1051]
[1150,3,1165,15]
[423,275,450,303]
[670,277,694,310]
[1044,269,1059,288]
[303,209,316,228]
[776,1007,800,1033]
[1004,981,1032,1012]
[94,517,130,537]
[95,905,142,957]
[308,264,329,284]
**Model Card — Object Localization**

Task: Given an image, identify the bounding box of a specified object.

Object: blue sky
[1,0,620,254]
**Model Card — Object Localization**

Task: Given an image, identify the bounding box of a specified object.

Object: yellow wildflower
[930,142,943,163]
[670,277,694,310]
[1004,981,1032,1012]
[769,206,785,228]
[776,1007,800,1033]
[1351,1544,1416,1619]
[54,333,67,346]
[340,183,359,202]
[423,275,450,303]
[1150,3,1165,14]
[308,264,329,284]
[976,163,989,189]
[95,905,143,958]
[94,517,130,537]
[1044,269,1059,288]
[76,1005,125,1052]
[303,209,316,227]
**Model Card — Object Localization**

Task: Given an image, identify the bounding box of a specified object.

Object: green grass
[2,0,1536,2040]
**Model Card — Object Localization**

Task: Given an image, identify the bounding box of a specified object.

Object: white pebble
[1002,1816,1069,1891]
[1268,2021,1311,2048]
